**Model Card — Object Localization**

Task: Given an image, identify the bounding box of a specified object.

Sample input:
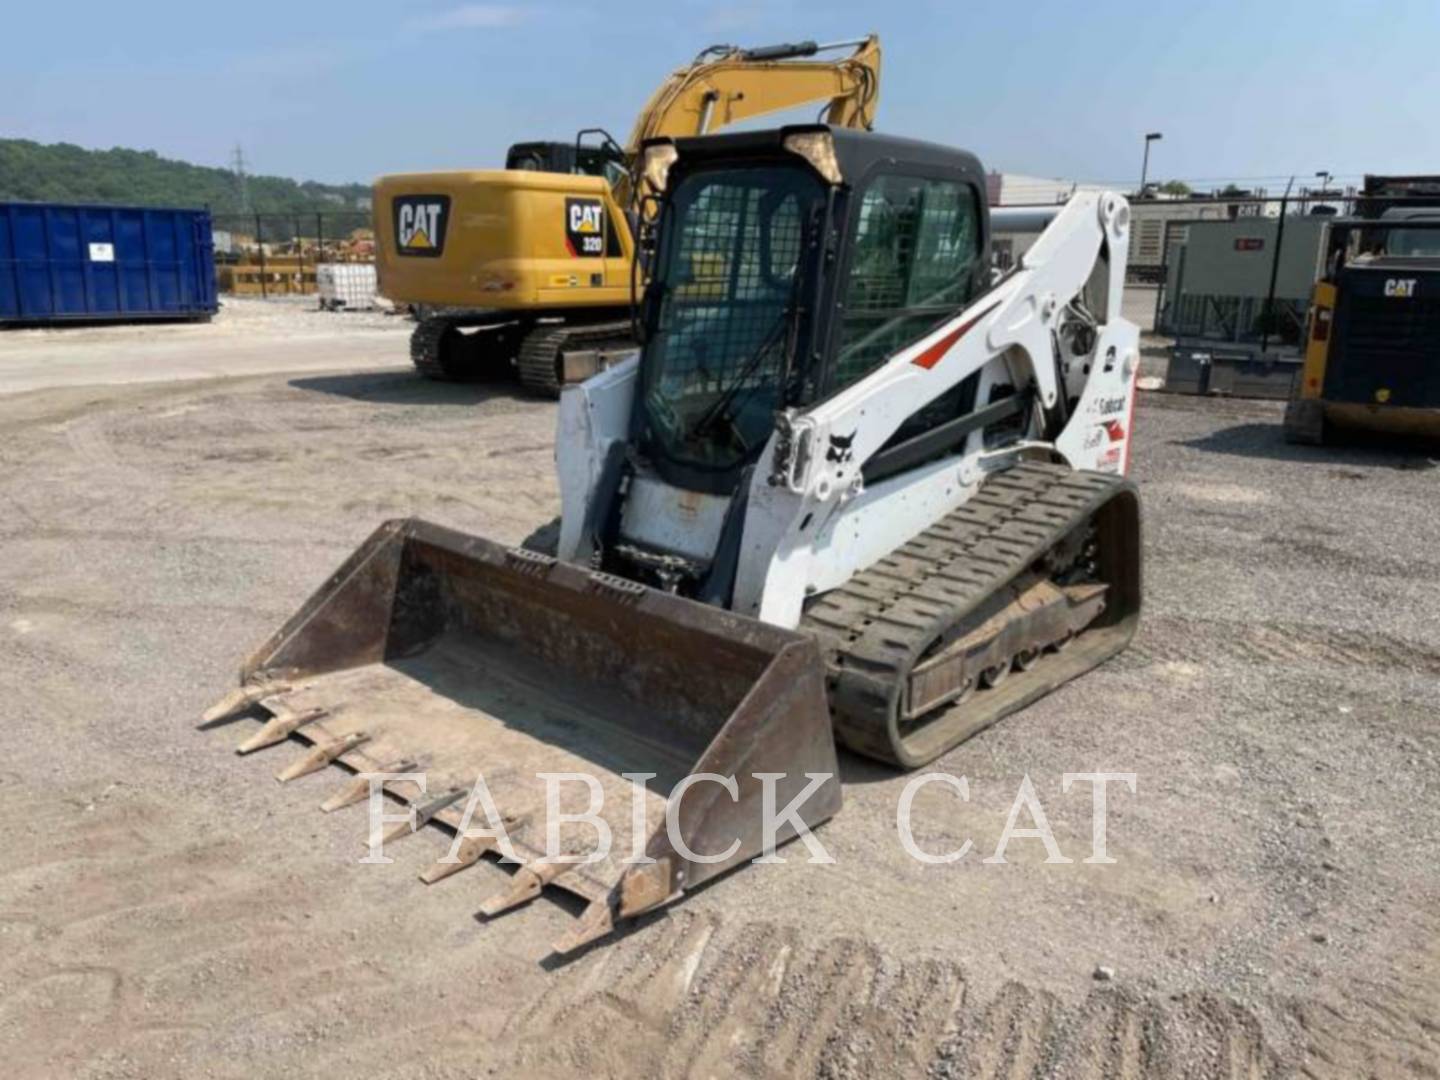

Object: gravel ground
[0,313,1437,1077]
[0,296,410,394]
[0,295,405,343]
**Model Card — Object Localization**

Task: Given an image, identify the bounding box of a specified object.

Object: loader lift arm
[736,190,1135,627]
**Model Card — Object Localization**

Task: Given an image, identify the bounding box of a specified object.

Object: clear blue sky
[3,0,1437,189]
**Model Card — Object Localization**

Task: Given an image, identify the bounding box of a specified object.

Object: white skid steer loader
[202,125,1143,955]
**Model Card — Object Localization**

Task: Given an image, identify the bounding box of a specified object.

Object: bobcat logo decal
[826,431,856,464]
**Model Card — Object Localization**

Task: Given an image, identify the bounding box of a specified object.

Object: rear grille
[1330,287,1440,407]
[1342,295,1440,367]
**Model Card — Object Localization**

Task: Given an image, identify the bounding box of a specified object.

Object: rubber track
[410,313,521,381]
[409,316,457,380]
[801,461,1133,765]
[516,320,636,398]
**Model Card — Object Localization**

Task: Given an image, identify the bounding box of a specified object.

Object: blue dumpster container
[0,202,218,325]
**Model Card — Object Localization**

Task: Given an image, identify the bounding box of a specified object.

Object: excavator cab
[505,129,627,185]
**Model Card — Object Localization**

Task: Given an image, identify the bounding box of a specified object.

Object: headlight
[783,132,842,185]
[642,143,679,194]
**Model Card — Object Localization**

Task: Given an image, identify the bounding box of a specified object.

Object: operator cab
[1351,208,1440,265]
[605,125,1040,598]
[506,130,628,188]
[632,126,999,492]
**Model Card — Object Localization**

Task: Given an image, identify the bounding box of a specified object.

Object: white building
[986,172,1111,269]
[986,171,1110,206]
[986,171,1282,278]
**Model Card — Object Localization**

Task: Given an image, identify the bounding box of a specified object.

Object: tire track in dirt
[63,413,125,470]
[492,914,1287,1078]
[1287,900,1440,1077]
[0,781,511,1078]
[62,412,173,523]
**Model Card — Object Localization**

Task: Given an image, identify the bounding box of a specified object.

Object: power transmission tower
[230,144,251,215]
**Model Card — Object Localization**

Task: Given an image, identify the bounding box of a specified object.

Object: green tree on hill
[0,138,368,214]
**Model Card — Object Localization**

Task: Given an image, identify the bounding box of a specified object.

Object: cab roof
[662,124,986,192]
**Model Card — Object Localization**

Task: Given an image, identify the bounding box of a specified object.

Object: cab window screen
[833,175,981,390]
[651,171,806,402]
[637,166,823,474]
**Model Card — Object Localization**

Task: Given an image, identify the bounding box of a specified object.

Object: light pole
[1314,170,1331,192]
[1139,132,1163,195]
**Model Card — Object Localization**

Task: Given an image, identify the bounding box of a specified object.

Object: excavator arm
[624,35,881,151]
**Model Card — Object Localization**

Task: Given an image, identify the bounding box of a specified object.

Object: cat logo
[393,195,450,258]
[565,197,605,258]
[1384,278,1417,298]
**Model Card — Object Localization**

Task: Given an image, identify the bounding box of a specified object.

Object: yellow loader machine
[1284,175,1440,445]
[374,36,881,395]
[206,126,1143,954]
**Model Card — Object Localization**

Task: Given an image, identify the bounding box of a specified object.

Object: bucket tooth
[552,899,618,955]
[319,758,419,813]
[479,861,568,918]
[236,706,328,755]
[414,786,468,825]
[275,731,369,783]
[369,786,467,848]
[419,814,528,885]
[420,834,491,884]
[207,518,844,953]
[201,681,290,726]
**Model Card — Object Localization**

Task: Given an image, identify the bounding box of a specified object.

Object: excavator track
[516,320,637,398]
[801,461,1142,768]
[410,314,524,381]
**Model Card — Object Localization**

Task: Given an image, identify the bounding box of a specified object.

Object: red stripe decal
[910,301,1002,369]
[564,236,578,257]
[1121,362,1139,477]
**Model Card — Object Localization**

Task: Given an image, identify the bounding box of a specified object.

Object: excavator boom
[625,36,881,149]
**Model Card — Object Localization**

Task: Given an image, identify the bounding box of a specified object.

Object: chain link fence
[1144,198,1325,345]
[992,191,1362,341]
[1002,180,1440,337]
[211,210,374,298]
[210,185,1410,347]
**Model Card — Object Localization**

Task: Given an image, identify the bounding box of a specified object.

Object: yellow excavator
[373,36,881,395]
